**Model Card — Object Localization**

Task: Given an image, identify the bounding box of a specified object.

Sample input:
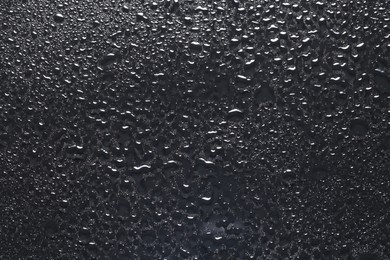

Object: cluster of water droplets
[0,0,390,259]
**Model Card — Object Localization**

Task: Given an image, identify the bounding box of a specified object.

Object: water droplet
[350,118,369,136]
[53,13,65,23]
[227,108,244,122]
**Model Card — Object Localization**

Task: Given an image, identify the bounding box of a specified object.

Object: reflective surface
[0,0,390,259]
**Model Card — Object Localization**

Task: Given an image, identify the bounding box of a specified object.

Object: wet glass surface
[0,0,390,259]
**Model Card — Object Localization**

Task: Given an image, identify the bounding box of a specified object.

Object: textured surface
[1,0,390,259]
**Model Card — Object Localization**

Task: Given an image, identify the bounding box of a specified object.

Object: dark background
[1,0,390,259]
